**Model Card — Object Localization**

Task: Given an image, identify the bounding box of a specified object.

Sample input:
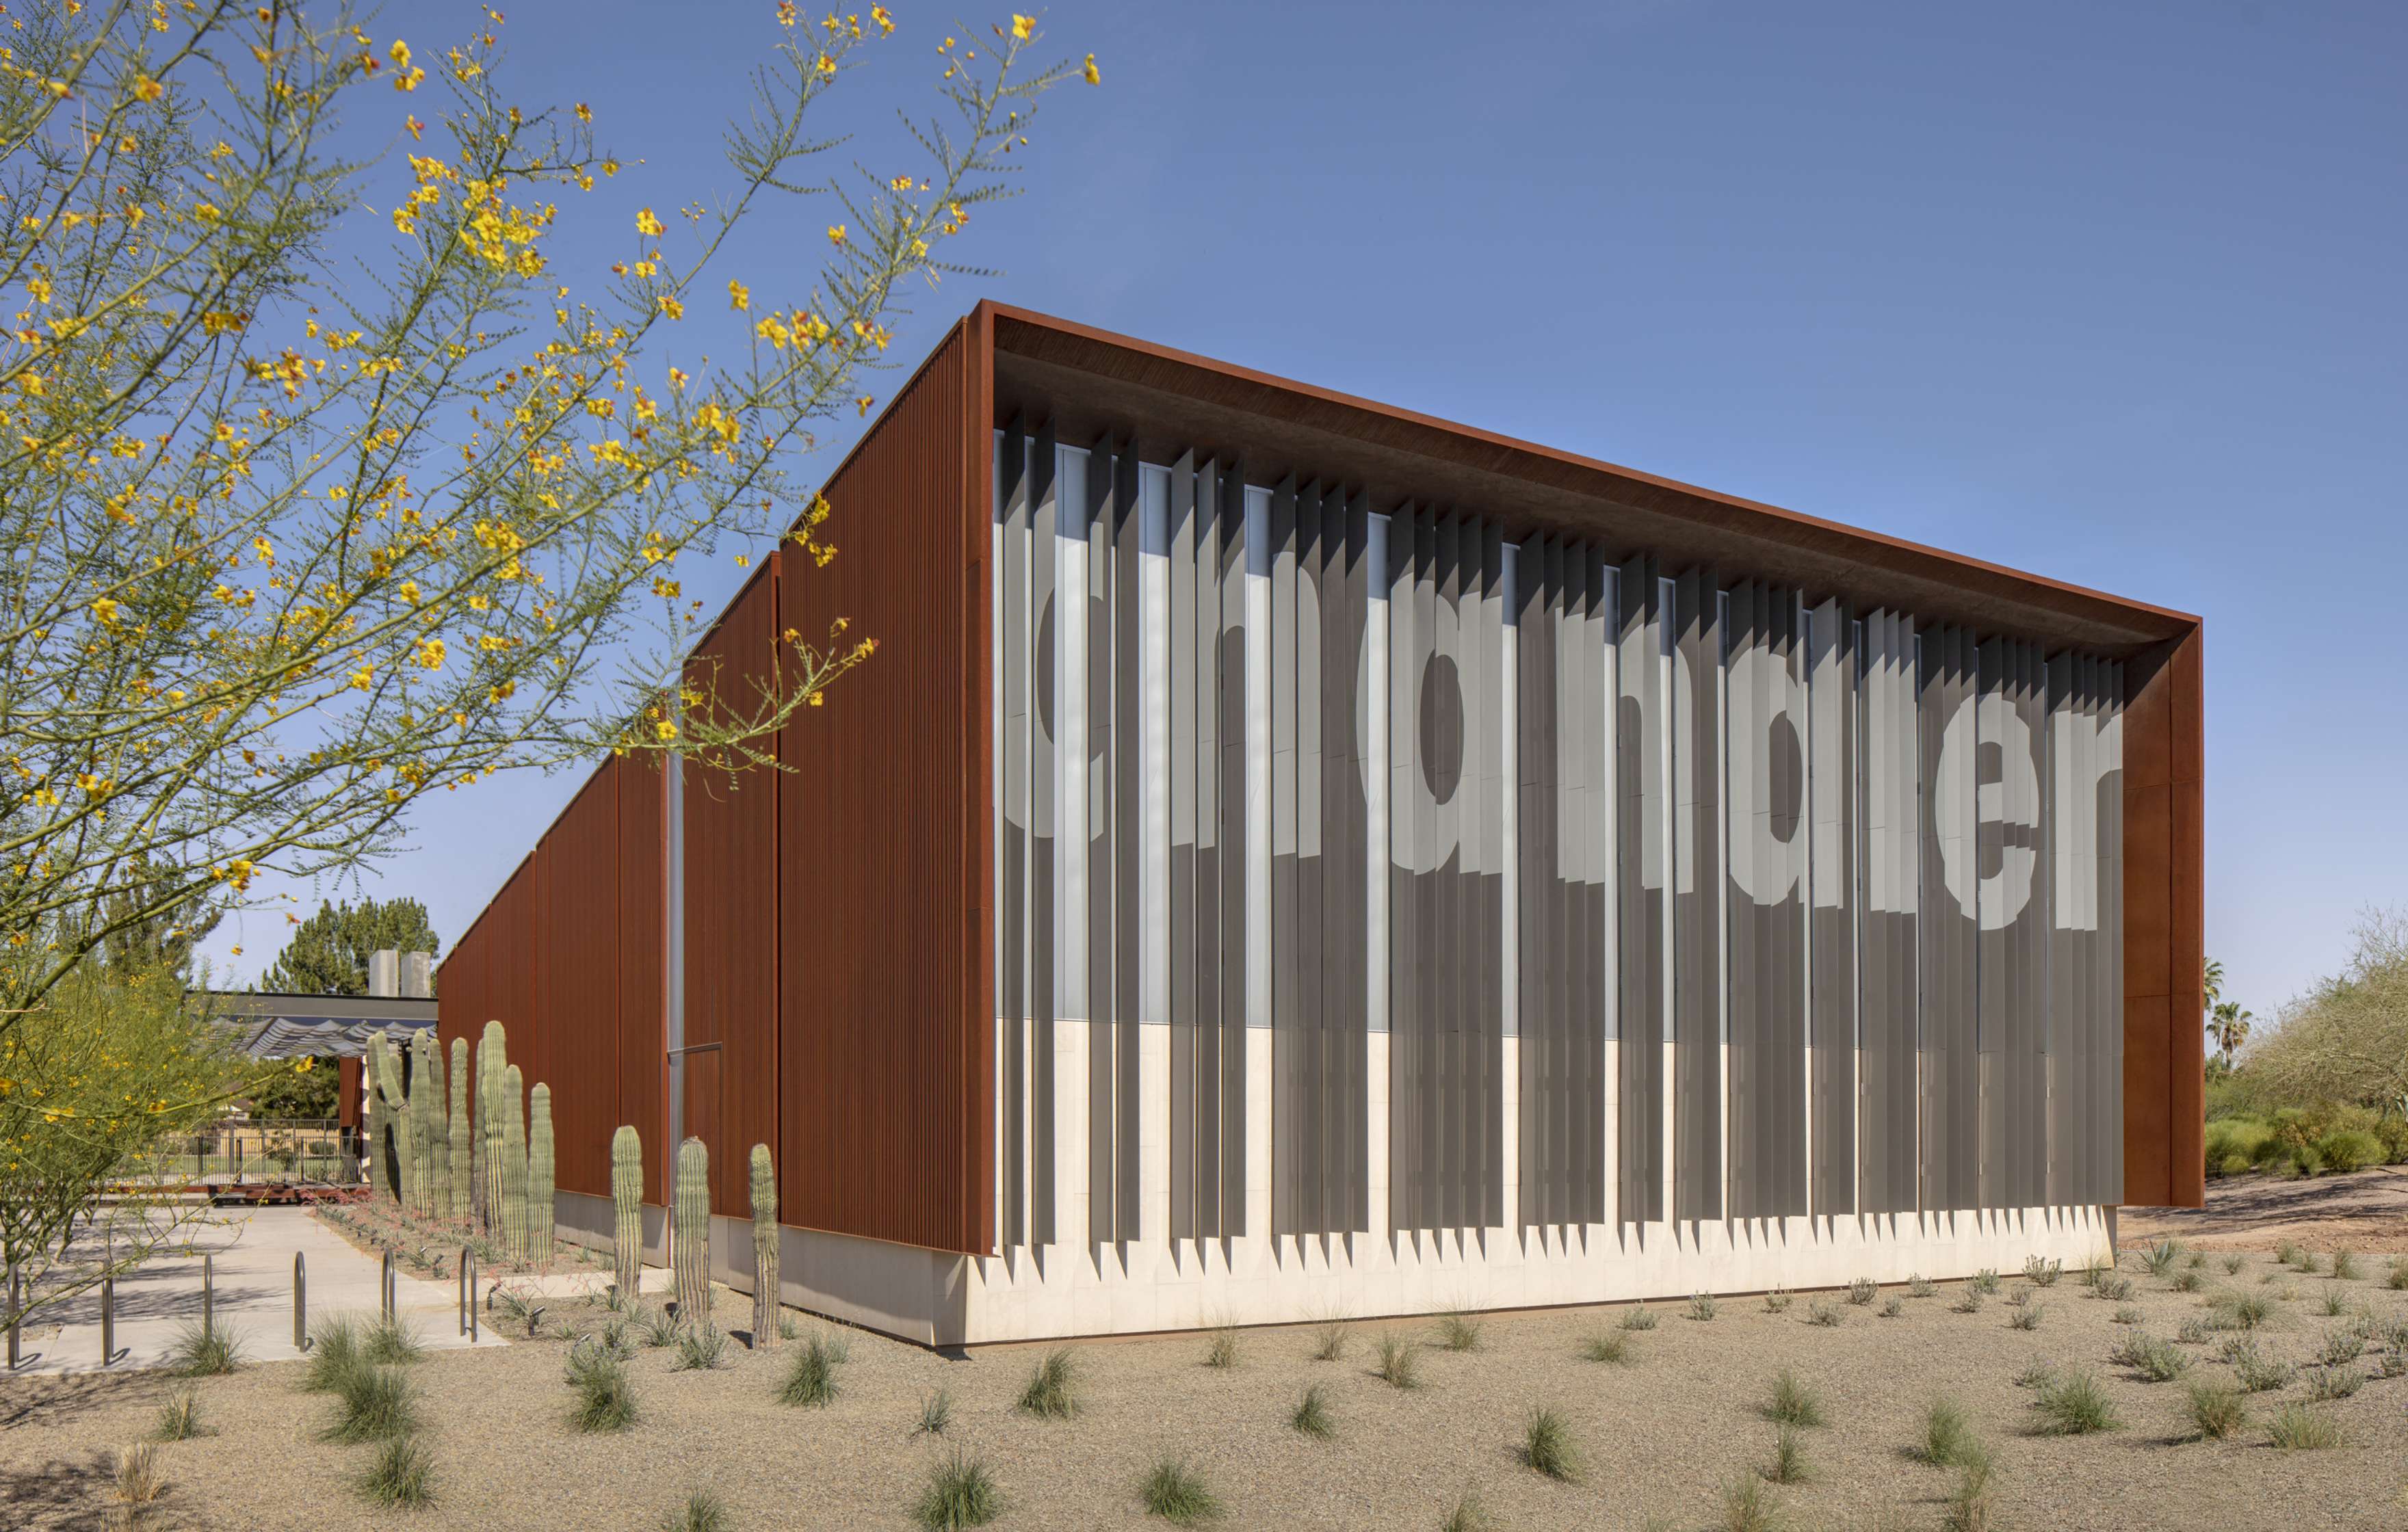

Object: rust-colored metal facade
[439,300,2205,1252]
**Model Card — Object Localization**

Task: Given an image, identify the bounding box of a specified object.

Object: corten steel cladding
[534,767,622,1200]
[683,559,783,1219]
[779,321,993,1254]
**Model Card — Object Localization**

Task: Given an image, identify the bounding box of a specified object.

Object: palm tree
[2209,1001,2253,1069]
[2203,957,2225,1010]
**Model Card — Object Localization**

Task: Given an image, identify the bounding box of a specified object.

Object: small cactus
[527,1084,555,1264]
[612,1127,644,1302]
[447,1038,473,1224]
[502,1064,527,1263]
[750,1144,779,1349]
[673,1137,710,1329]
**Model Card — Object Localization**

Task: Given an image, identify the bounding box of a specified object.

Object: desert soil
[5,1182,2407,1531]
[2123,1165,2408,1253]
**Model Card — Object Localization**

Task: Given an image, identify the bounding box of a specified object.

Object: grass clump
[1435,1311,1483,1352]
[778,1333,842,1408]
[1943,1444,1997,1532]
[1290,1383,1333,1439]
[1311,1319,1348,1362]
[113,1441,165,1523]
[672,1323,729,1371]
[1722,1475,1777,1532]
[2212,1291,2271,1330]
[566,1340,638,1432]
[1847,1277,1878,1306]
[2317,1330,2365,1366]
[1017,1347,1079,1419]
[2112,1305,2144,1326]
[1521,1406,1582,1481]
[166,1319,245,1377]
[1202,1325,1240,1369]
[1764,1369,1824,1427]
[2171,1268,2203,1293]
[1918,1397,1976,1466]
[2109,1332,2188,1381]
[1618,1304,1658,1331]
[662,1490,731,1532]
[1686,1292,1718,1321]
[1805,1298,1843,1327]
[2386,1255,2408,1291]
[1374,1331,1421,1390]
[300,1314,365,1393]
[914,1388,953,1437]
[356,1434,436,1509]
[364,1314,426,1365]
[636,1304,681,1348]
[153,1387,204,1442]
[2223,1338,2294,1392]
[2222,1253,2246,1276]
[1439,1491,1489,1532]
[2267,1401,2341,1450]
[1138,1456,1220,1526]
[324,1364,419,1444]
[915,1450,1000,1531]
[1578,1329,1631,1364]
[1764,1424,1810,1484]
[2030,1369,2120,1434]
[2184,1380,2247,1440]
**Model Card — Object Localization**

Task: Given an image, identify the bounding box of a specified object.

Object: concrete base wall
[553,1189,667,1266]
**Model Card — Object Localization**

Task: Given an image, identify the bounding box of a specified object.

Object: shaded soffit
[985,304,2196,660]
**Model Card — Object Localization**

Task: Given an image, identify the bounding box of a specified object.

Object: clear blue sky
[199,0,2405,1028]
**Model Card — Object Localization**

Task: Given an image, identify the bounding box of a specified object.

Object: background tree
[96,858,223,980]
[2241,910,2408,1120]
[259,895,439,994]
[0,0,1089,1335]
[2208,999,2253,1071]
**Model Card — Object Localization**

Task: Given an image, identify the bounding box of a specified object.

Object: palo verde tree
[0,0,1092,1330]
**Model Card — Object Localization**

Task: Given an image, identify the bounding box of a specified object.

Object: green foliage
[1017,1348,1079,1419]
[777,1334,842,1408]
[1764,1370,1824,1428]
[1439,1491,1489,1532]
[1520,1407,1582,1481]
[1806,1298,1844,1326]
[1138,1457,1220,1526]
[1762,1289,1793,1313]
[1908,1273,1937,1298]
[324,1363,419,1443]
[1686,1292,1718,1321]
[2108,1332,2187,1382]
[260,898,441,996]
[2138,1241,2182,1278]
[1969,1268,2001,1295]
[1918,1398,1975,1466]
[2007,1302,2045,1332]
[1722,1474,1776,1532]
[1942,1444,1996,1532]
[1847,1277,1878,1305]
[662,1491,732,1532]
[1290,1384,1333,1439]
[153,1387,205,1442]
[1764,1424,1810,1485]
[1578,1330,1631,1364]
[2184,1380,2246,1440]
[1202,1325,1240,1369]
[167,1319,244,1376]
[1374,1332,1420,1390]
[914,1388,953,1436]
[2222,1338,2295,1392]
[2021,1256,2063,1287]
[638,1304,682,1349]
[356,1435,436,1509]
[1879,1295,1905,1317]
[1618,1304,1658,1332]
[98,860,223,983]
[1435,1311,1483,1351]
[2030,1369,2119,1434]
[566,1339,638,1433]
[2267,1402,2342,1450]
[302,1315,366,1394]
[364,1315,426,1366]
[2203,1116,2270,1178]
[915,1450,1001,1531]
[1311,1319,1348,1362]
[2316,1128,2383,1173]
[672,1323,729,1371]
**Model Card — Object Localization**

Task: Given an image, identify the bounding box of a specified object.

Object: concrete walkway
[7,1206,510,1375]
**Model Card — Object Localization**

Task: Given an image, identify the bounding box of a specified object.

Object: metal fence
[160,1118,356,1186]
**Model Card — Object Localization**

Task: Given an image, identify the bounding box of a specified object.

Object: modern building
[436,303,2205,1346]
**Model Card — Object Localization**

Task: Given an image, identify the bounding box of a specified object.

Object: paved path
[8,1206,510,1375]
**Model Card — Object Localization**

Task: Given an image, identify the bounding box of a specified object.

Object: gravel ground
[2123,1167,2408,1252]
[4,1247,2405,1531]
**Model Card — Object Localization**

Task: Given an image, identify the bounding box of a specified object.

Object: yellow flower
[657,294,683,319]
[668,367,689,391]
[389,39,413,68]
[350,666,374,689]
[133,74,165,102]
[1012,14,1034,40]
[655,719,678,741]
[776,1,798,25]
[856,395,874,415]
[728,279,749,311]
[872,6,894,35]
[295,1057,314,1073]
[92,596,120,624]
[415,637,445,670]
[636,207,664,237]
[826,223,846,243]
[575,102,592,123]
[1084,52,1100,85]
[231,945,243,957]
[406,114,424,141]
[16,373,44,397]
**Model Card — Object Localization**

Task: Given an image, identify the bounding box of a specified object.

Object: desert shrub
[493,1286,546,1338]
[2138,1241,2182,1278]
[1138,1457,1220,1526]
[2316,1285,2351,1317]
[2203,1116,2270,1178]
[2222,1254,2246,1275]
[2012,1359,2057,1389]
[364,1315,426,1366]
[2111,1306,2143,1325]
[777,1334,841,1408]
[1763,1288,1792,1313]
[1521,1407,1583,1481]
[2224,1339,2295,1392]
[1806,1299,1844,1327]
[2109,1332,2187,1382]
[1909,1274,1937,1298]
[1951,1289,1984,1315]
[1619,1304,1658,1332]
[113,1441,164,1523]
[1919,1398,1975,1466]
[1311,1319,1348,1362]
[662,1490,731,1532]
[1580,1330,1631,1364]
[672,1323,729,1372]
[1435,1311,1483,1351]
[2184,1380,2246,1439]
[1723,1474,1776,1532]
[1202,1326,1240,1369]
[355,1434,435,1509]
[2091,1273,2134,1302]
[2008,1303,2044,1332]
[1765,1423,1809,1484]
[2317,1330,2365,1366]
[2176,1318,2210,1345]
[2329,1249,2364,1281]
[1969,1269,2000,1295]
[301,1315,367,1394]
[2305,1365,2363,1401]
[2274,1239,2309,1269]
[1290,1384,1333,1439]
[1764,1370,1824,1427]
[1374,1331,1420,1390]
[566,1340,638,1432]
[2077,1256,2108,1288]
[153,1388,204,1442]
[1018,1348,1079,1419]
[915,1450,1000,1531]
[1686,1293,1718,1322]
[915,1388,952,1436]
[1880,1296,1905,1318]
[2023,1256,2063,1288]
[166,1319,245,1377]
[2172,1269,2203,1293]
[1848,1277,1878,1306]
[2030,1369,2119,1434]
[2212,1291,2272,1330]
[2316,1128,2383,1174]
[2267,1403,2342,1450]
[638,1304,682,1349]
[324,1364,419,1443]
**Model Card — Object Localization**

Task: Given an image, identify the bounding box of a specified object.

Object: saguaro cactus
[672,1137,709,1328]
[501,1064,528,1262]
[419,1032,448,1219]
[371,1033,412,1210]
[479,1021,508,1232]
[749,1144,779,1349]
[611,1126,643,1301]
[447,1038,473,1223]
[527,1084,555,1264]
[362,1035,384,1200]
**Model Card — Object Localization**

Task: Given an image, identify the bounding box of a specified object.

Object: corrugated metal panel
[535,765,621,1200]
[618,754,668,1204]
[779,321,993,1254]
[683,559,784,1220]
